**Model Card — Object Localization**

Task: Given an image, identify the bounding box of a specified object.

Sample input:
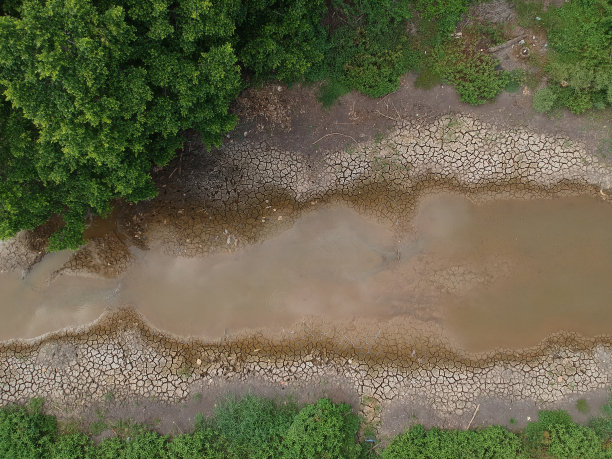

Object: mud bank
[1,93,612,428]
[1,309,612,431]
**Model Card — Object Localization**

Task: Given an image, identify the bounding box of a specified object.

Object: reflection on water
[1,195,612,351]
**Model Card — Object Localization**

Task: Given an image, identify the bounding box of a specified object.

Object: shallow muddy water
[1,194,612,351]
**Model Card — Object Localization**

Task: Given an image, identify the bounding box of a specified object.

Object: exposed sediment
[1,309,612,428]
[2,111,612,426]
[141,113,611,259]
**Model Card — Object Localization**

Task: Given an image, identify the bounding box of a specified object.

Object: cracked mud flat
[2,97,612,432]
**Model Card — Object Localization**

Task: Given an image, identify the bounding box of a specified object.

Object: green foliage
[539,0,612,114]
[412,0,469,46]
[283,398,361,458]
[436,41,507,105]
[577,398,591,414]
[473,23,505,47]
[237,0,328,84]
[318,80,350,108]
[7,397,612,458]
[533,87,558,113]
[415,66,442,90]
[588,396,612,444]
[0,0,241,249]
[381,424,525,459]
[317,0,418,102]
[504,69,526,93]
[212,394,297,458]
[525,410,610,458]
[122,430,169,458]
[1,0,607,247]
[510,0,546,30]
[167,428,228,459]
[50,432,93,458]
[0,401,56,459]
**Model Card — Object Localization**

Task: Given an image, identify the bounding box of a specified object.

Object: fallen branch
[312,132,358,145]
[467,404,480,430]
[488,35,528,53]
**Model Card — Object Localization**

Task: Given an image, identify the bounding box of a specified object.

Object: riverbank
[1,77,612,434]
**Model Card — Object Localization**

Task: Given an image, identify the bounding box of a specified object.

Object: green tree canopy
[0,0,241,249]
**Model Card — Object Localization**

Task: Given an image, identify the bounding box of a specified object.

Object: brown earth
[1,0,612,436]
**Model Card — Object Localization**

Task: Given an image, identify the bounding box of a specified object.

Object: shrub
[436,41,507,105]
[123,430,169,459]
[577,398,591,414]
[381,424,525,459]
[282,398,361,458]
[167,428,228,459]
[0,0,242,249]
[546,423,606,459]
[317,0,418,103]
[525,410,609,458]
[50,432,93,459]
[533,87,558,113]
[212,394,297,458]
[588,396,612,445]
[237,0,328,84]
[412,0,470,46]
[415,66,442,90]
[541,0,612,113]
[504,69,526,93]
[0,401,56,459]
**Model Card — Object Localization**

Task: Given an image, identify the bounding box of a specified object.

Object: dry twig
[467,404,480,430]
[312,132,358,145]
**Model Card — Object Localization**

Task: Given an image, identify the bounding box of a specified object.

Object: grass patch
[577,399,591,414]
[414,66,442,90]
[510,0,547,30]
[505,69,526,93]
[89,419,108,436]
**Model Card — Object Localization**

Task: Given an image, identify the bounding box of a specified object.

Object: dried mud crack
[1,309,612,430]
[2,109,612,430]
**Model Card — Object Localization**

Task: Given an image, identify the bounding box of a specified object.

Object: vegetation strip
[3,395,612,458]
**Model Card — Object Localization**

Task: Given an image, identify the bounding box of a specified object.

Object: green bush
[212,394,297,458]
[282,398,361,458]
[167,428,228,459]
[0,0,242,249]
[504,69,526,93]
[317,0,418,103]
[540,0,612,114]
[6,397,612,458]
[381,424,525,459]
[589,396,612,445]
[525,410,610,458]
[412,0,470,46]
[436,41,507,105]
[50,432,93,458]
[237,0,328,84]
[415,66,442,90]
[0,401,56,459]
[533,87,558,113]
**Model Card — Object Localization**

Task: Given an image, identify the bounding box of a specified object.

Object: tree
[0,0,241,249]
[236,0,328,83]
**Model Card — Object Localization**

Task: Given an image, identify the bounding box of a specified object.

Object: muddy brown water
[1,194,612,352]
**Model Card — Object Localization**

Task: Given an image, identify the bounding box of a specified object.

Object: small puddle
[1,194,612,352]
